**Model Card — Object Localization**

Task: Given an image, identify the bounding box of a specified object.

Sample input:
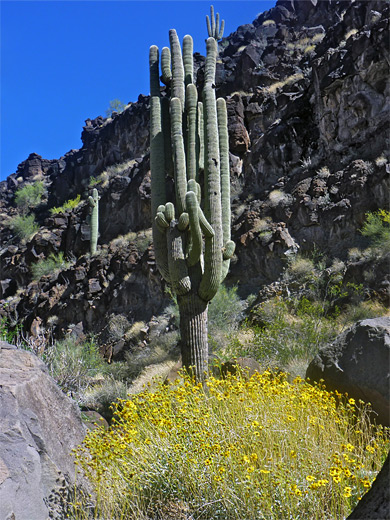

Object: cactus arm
[161,46,172,85]
[149,46,166,216]
[168,223,191,295]
[197,102,204,175]
[182,34,193,86]
[161,97,174,177]
[206,14,212,38]
[178,212,189,231]
[88,188,99,255]
[223,240,235,260]
[164,202,175,222]
[204,37,217,85]
[186,191,202,266]
[186,84,198,181]
[156,211,169,229]
[210,6,216,38]
[206,6,225,40]
[216,96,234,280]
[198,207,214,238]
[198,39,223,301]
[169,29,185,110]
[217,20,225,40]
[170,97,187,215]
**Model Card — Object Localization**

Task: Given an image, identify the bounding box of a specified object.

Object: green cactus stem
[149,9,233,380]
[206,5,225,40]
[88,188,100,255]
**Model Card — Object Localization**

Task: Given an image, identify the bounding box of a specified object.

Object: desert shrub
[8,213,39,241]
[228,296,335,368]
[44,337,107,401]
[31,252,70,279]
[82,378,129,422]
[360,209,390,254]
[50,194,81,215]
[73,371,389,520]
[286,256,316,282]
[106,99,126,117]
[107,314,132,342]
[14,181,45,213]
[208,285,245,354]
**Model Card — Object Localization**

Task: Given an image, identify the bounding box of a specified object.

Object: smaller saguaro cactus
[88,188,100,255]
[206,5,225,41]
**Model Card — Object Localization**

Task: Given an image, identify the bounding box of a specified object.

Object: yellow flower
[204,458,212,466]
[333,475,341,484]
[343,486,352,498]
[306,475,316,482]
[348,398,356,405]
[346,443,355,452]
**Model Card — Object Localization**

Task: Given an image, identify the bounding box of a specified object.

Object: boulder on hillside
[347,451,390,520]
[306,317,390,426]
[0,341,88,520]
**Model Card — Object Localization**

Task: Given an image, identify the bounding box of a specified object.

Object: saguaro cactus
[149,9,235,380]
[88,188,100,255]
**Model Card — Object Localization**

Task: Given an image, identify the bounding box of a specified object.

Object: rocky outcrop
[0,0,389,338]
[306,317,390,426]
[347,451,390,520]
[0,342,88,520]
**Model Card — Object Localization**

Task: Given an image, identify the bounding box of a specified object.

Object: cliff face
[0,0,389,344]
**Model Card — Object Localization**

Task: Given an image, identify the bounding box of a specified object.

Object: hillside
[0,0,389,351]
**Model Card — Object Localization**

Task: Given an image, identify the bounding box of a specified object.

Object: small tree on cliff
[149,7,234,381]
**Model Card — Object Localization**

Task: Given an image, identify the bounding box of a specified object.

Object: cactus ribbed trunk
[178,293,208,380]
[149,9,232,381]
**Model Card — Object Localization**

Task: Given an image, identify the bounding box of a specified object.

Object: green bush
[14,181,45,213]
[43,337,108,400]
[31,252,70,279]
[360,209,390,254]
[228,296,336,368]
[9,213,39,241]
[50,194,81,215]
[106,99,126,117]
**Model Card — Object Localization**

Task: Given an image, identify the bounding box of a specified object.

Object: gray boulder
[306,317,390,426]
[347,451,390,520]
[0,341,87,520]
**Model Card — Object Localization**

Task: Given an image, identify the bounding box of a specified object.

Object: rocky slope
[0,0,389,351]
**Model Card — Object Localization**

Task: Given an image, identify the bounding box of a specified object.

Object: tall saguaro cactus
[88,188,100,255]
[150,8,235,381]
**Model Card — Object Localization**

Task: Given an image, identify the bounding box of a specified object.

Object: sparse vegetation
[360,209,390,254]
[8,213,39,241]
[50,194,81,215]
[99,159,137,187]
[106,99,126,117]
[14,181,46,213]
[31,252,70,279]
[264,73,305,95]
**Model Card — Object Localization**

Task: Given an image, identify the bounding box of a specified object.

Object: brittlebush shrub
[72,371,389,520]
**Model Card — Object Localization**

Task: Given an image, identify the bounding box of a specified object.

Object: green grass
[50,194,81,215]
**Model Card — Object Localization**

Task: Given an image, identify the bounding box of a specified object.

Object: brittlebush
[72,371,389,520]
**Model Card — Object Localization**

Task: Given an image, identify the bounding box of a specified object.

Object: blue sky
[1,1,275,181]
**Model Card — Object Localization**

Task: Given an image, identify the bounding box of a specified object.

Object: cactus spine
[88,188,100,255]
[150,9,234,380]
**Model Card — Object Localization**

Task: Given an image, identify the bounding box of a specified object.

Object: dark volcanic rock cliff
[0,0,389,343]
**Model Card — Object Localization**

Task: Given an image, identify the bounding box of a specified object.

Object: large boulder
[306,317,390,426]
[347,451,390,520]
[0,341,87,520]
